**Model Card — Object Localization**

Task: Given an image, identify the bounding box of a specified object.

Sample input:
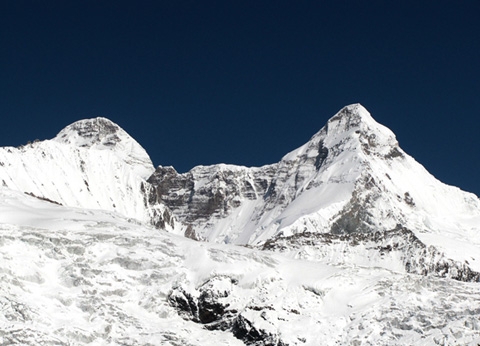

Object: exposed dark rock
[404,192,415,206]
[139,181,177,230]
[168,276,236,324]
[184,225,201,241]
[168,287,199,322]
[262,227,480,283]
[327,105,363,132]
[168,276,288,345]
[385,147,405,159]
[25,192,62,205]
[331,178,379,234]
[147,165,275,224]
[197,289,229,324]
[314,140,329,170]
[232,313,286,346]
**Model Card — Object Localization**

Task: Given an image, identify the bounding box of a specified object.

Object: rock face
[147,164,276,241]
[262,227,480,282]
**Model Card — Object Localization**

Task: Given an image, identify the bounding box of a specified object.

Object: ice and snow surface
[0,188,479,345]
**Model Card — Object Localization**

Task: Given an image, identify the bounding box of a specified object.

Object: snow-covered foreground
[1,188,479,345]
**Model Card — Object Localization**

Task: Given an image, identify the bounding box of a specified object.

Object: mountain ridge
[1,104,479,277]
[1,104,480,345]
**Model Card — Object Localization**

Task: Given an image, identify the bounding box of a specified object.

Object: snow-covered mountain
[0,117,174,230]
[147,104,480,278]
[1,104,480,345]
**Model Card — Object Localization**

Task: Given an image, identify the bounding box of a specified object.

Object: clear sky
[1,1,479,196]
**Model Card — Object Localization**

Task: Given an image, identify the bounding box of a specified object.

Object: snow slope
[0,187,479,345]
[0,117,173,230]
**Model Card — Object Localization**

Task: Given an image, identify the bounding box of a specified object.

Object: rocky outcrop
[262,227,480,283]
[168,276,288,345]
[147,165,274,224]
[168,276,238,327]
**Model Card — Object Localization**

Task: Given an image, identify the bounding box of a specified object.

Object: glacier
[0,104,479,345]
[1,188,480,345]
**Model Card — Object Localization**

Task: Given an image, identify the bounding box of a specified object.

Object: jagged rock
[168,276,237,324]
[168,287,199,322]
[148,164,274,223]
[232,313,287,346]
[168,276,289,345]
[262,227,480,282]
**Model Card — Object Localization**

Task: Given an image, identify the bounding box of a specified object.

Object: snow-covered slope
[148,104,480,275]
[1,187,479,345]
[0,117,174,230]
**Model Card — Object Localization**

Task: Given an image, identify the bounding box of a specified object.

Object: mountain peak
[282,104,401,164]
[325,104,392,140]
[327,103,375,130]
[54,117,124,148]
[54,117,154,177]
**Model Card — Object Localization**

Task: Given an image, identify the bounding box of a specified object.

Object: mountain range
[0,104,479,345]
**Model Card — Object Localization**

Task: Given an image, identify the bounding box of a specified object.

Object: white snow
[0,118,158,226]
[1,187,479,345]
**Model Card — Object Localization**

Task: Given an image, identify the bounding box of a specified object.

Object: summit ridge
[55,117,122,147]
[54,117,154,177]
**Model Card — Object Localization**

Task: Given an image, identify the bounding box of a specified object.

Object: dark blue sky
[1,1,479,196]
